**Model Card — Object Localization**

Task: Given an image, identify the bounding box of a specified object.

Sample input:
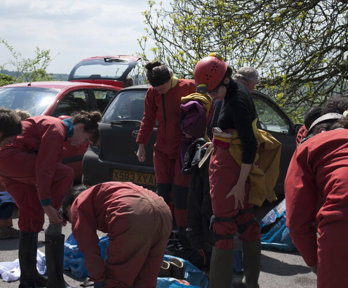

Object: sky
[0,0,167,74]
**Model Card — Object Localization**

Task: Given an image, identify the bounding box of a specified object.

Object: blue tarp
[64,234,209,288]
[260,199,296,252]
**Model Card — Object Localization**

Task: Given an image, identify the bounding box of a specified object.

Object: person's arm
[285,148,318,268]
[71,202,105,282]
[136,143,146,162]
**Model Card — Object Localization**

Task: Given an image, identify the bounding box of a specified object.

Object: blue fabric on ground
[64,234,209,287]
[260,199,296,252]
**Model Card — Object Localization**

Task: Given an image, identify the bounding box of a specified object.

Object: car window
[52,90,89,117]
[102,90,146,123]
[0,87,58,116]
[253,95,290,133]
[92,89,117,112]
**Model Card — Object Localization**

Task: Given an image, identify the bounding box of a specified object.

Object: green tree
[139,0,348,121]
[0,38,52,86]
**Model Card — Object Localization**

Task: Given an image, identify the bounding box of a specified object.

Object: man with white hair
[233,67,259,92]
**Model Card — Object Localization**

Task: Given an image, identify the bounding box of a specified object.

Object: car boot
[45,234,73,288]
[19,231,47,288]
[208,246,234,288]
[241,240,261,288]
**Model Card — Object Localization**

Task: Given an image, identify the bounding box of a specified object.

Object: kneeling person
[62,182,172,288]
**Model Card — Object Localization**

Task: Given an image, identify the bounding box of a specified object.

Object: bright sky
[0,0,166,74]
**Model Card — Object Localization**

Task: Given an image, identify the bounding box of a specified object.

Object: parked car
[0,81,121,182]
[68,55,142,88]
[82,85,299,197]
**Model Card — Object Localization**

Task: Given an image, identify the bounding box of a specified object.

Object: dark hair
[72,110,102,143]
[145,61,172,87]
[304,106,322,129]
[321,96,348,115]
[61,184,87,222]
[0,108,22,139]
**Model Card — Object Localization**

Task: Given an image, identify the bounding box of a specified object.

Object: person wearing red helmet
[136,61,196,234]
[0,111,101,288]
[194,54,261,288]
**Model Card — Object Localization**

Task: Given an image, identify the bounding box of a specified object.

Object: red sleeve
[36,120,66,202]
[136,88,157,145]
[284,146,318,267]
[296,125,307,145]
[71,187,105,282]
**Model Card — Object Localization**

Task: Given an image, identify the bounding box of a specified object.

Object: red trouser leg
[0,149,73,232]
[104,191,172,288]
[154,149,190,228]
[209,147,260,250]
[317,221,348,288]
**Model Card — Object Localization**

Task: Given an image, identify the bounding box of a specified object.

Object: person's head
[233,67,258,92]
[15,109,31,120]
[145,61,172,94]
[124,76,133,88]
[61,184,87,222]
[0,108,22,147]
[303,106,322,130]
[193,53,232,101]
[69,110,102,146]
[307,96,348,135]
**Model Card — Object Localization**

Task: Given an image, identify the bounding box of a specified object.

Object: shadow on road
[260,253,311,276]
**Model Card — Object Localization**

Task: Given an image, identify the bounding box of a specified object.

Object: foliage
[0,38,52,87]
[139,0,348,122]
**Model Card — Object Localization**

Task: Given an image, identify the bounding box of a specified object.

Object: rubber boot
[45,234,73,288]
[242,240,261,288]
[208,247,234,288]
[19,231,47,288]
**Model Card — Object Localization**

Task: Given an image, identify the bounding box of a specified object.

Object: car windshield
[71,60,131,80]
[102,90,146,123]
[0,87,58,116]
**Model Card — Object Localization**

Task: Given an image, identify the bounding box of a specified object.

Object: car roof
[1,81,120,90]
[77,55,141,63]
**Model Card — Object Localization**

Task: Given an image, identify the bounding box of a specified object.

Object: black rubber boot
[45,234,73,288]
[19,231,47,288]
[242,240,261,288]
[208,247,234,288]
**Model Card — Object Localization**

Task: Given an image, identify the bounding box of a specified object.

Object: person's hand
[310,266,317,274]
[136,144,146,162]
[225,181,245,209]
[43,205,63,224]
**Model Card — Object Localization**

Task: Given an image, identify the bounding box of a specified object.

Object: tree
[0,38,52,86]
[139,0,347,121]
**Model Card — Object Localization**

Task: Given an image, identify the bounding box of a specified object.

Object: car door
[252,91,297,195]
[99,88,157,189]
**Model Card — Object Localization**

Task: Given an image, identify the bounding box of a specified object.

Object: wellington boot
[19,231,47,288]
[45,234,74,288]
[208,247,234,288]
[242,240,261,288]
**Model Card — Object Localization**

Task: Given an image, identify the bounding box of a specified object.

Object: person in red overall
[61,181,172,288]
[0,109,29,239]
[194,55,260,288]
[285,97,348,288]
[136,61,196,233]
[0,111,101,288]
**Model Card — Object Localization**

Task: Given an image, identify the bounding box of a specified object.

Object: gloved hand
[94,282,104,288]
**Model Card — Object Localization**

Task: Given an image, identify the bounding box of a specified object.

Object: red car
[68,55,141,88]
[0,81,121,183]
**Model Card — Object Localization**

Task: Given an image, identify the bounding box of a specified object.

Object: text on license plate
[112,169,156,187]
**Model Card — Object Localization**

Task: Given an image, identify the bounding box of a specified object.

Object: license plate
[112,169,156,187]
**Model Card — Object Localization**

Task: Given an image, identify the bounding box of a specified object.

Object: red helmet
[194,54,228,92]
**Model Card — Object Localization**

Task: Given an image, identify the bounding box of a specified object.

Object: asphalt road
[0,211,317,288]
